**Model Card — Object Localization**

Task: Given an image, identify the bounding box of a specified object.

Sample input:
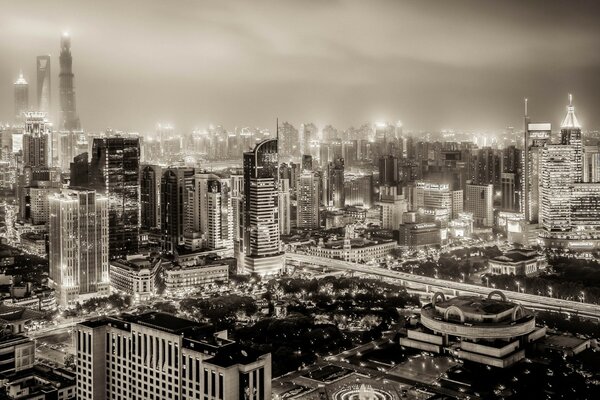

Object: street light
[580,291,585,303]
[516,281,520,293]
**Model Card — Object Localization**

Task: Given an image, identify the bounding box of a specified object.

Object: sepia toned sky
[1,0,600,133]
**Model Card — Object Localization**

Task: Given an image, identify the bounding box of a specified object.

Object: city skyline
[2,0,600,133]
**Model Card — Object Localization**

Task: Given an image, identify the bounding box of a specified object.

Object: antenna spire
[569,93,573,106]
[524,98,528,117]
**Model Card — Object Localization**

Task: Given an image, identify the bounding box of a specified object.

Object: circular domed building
[400,292,546,368]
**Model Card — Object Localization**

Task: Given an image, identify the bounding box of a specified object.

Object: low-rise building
[298,237,397,263]
[0,333,35,375]
[163,263,229,295]
[397,222,442,249]
[488,248,547,276]
[0,365,76,400]
[19,232,46,257]
[109,255,162,301]
[399,292,546,368]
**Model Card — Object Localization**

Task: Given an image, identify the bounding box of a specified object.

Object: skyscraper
[48,188,109,307]
[14,72,28,122]
[160,167,195,252]
[242,139,283,275]
[297,171,320,229]
[22,112,50,168]
[540,145,574,232]
[58,33,81,131]
[36,55,51,114]
[560,94,582,183]
[327,158,345,209]
[89,137,141,259]
[140,164,162,231]
[522,100,551,224]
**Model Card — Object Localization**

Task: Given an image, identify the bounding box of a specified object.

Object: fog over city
[2,0,600,132]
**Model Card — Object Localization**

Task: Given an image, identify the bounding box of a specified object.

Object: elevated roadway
[286,252,600,319]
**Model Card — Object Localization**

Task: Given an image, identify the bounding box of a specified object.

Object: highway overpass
[286,252,600,319]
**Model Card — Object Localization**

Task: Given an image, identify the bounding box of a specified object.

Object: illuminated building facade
[36,55,51,115]
[89,137,141,259]
[540,145,574,232]
[297,171,320,229]
[465,183,493,227]
[13,73,28,122]
[48,189,109,307]
[242,139,283,275]
[22,112,50,168]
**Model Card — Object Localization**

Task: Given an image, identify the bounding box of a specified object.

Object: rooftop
[436,295,515,315]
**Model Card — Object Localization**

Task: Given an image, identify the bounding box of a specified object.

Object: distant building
[22,112,50,168]
[160,167,195,252]
[465,183,493,227]
[13,73,28,122]
[76,312,271,400]
[397,222,441,249]
[296,171,320,229]
[58,33,81,131]
[36,55,51,115]
[488,248,547,276]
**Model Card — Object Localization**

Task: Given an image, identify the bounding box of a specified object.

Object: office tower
[36,55,51,114]
[14,72,29,122]
[412,182,457,216]
[380,185,407,230]
[204,178,229,250]
[501,172,517,211]
[89,137,141,259]
[451,190,464,220]
[583,146,600,183]
[70,152,89,187]
[20,184,60,224]
[560,94,582,183]
[22,112,50,168]
[160,167,195,252]
[471,147,502,188]
[242,139,283,275]
[465,184,494,227]
[327,158,345,209]
[503,145,522,210]
[59,33,81,131]
[522,103,551,224]
[570,184,600,232]
[230,174,244,242]
[344,174,373,208]
[297,171,320,229]
[379,155,399,187]
[75,313,272,400]
[540,145,574,232]
[278,121,298,157]
[278,178,291,235]
[140,165,162,230]
[48,188,109,307]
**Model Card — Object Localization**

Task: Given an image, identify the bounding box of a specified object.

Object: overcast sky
[1,0,600,134]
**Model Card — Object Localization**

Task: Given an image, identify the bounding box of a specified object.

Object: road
[286,252,600,319]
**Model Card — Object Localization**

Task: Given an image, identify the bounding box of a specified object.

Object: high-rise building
[560,94,582,183]
[58,33,81,131]
[297,171,320,229]
[22,112,50,168]
[501,172,517,211]
[379,155,399,187]
[140,165,162,231]
[36,55,51,115]
[14,72,29,122]
[70,152,89,187]
[48,188,109,307]
[205,178,229,250]
[380,185,407,230]
[583,146,600,183]
[57,131,86,171]
[160,167,195,252]
[327,158,345,209]
[344,174,373,208]
[75,312,272,400]
[540,145,574,232]
[242,139,283,275]
[89,137,141,259]
[465,184,494,227]
[523,113,551,224]
[278,178,291,235]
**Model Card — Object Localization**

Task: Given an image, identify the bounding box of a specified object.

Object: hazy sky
[2,0,600,134]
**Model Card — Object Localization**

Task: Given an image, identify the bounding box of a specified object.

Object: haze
[2,0,600,133]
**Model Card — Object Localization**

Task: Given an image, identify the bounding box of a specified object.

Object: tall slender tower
[14,72,29,122]
[36,55,51,115]
[59,32,81,131]
[560,94,582,183]
[242,138,283,275]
